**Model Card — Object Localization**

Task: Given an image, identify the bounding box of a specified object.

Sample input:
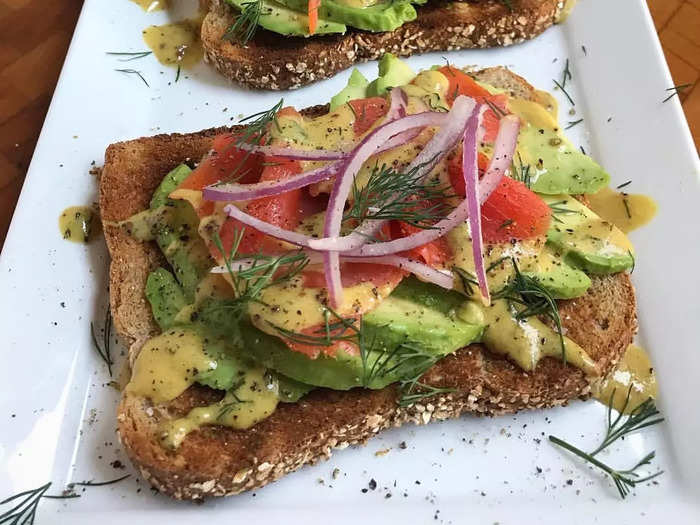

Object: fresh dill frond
[90,308,113,377]
[548,199,582,224]
[511,153,531,188]
[622,194,632,219]
[67,475,131,488]
[216,378,249,420]
[1,475,130,523]
[106,51,152,61]
[485,98,507,118]
[565,118,584,129]
[397,381,456,408]
[453,266,478,297]
[175,64,181,83]
[493,258,566,361]
[552,78,575,106]
[561,58,572,88]
[212,229,308,304]
[114,68,149,87]
[549,386,664,499]
[662,83,692,103]
[617,180,632,189]
[628,250,635,274]
[343,162,453,228]
[235,98,284,146]
[223,0,266,45]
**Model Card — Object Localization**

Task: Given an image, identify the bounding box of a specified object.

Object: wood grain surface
[0,0,697,250]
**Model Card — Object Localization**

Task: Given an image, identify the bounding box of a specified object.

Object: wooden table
[0,0,698,251]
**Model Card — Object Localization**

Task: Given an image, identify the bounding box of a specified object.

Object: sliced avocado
[193,335,247,391]
[541,194,634,274]
[146,268,188,330]
[150,163,192,208]
[148,165,214,301]
[330,68,369,111]
[238,277,483,390]
[321,0,417,32]
[276,374,314,402]
[522,248,591,299]
[225,0,346,37]
[367,53,416,97]
[507,98,610,195]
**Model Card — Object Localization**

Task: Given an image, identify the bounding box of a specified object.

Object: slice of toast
[101,68,637,500]
[201,0,567,90]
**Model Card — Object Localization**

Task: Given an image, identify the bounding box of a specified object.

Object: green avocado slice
[225,0,346,36]
[329,68,369,111]
[541,194,635,274]
[507,98,610,195]
[238,277,483,390]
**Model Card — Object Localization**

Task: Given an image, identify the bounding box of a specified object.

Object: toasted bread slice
[101,68,637,500]
[201,0,567,90]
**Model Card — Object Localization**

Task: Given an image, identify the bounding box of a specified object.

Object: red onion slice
[462,105,490,304]
[404,95,477,180]
[344,255,454,291]
[478,114,520,204]
[386,87,408,121]
[204,161,341,202]
[346,110,520,257]
[321,111,453,307]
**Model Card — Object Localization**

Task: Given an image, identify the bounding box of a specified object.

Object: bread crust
[201,0,566,90]
[101,68,637,500]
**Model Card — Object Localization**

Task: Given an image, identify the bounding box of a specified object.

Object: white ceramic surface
[1,0,699,523]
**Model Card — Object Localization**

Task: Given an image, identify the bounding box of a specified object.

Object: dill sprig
[511,153,531,188]
[175,64,181,83]
[549,386,664,499]
[662,83,692,103]
[617,180,632,189]
[561,58,572,88]
[106,51,152,61]
[1,475,130,523]
[493,258,566,360]
[344,162,453,229]
[223,0,266,45]
[114,68,149,87]
[216,378,249,421]
[552,78,575,106]
[212,228,309,305]
[90,308,113,377]
[453,266,478,297]
[622,194,632,219]
[565,118,584,130]
[548,199,582,224]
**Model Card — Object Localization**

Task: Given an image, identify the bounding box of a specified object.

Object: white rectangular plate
[1,0,699,523]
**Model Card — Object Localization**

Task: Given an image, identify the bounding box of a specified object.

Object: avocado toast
[202,0,571,89]
[102,61,637,500]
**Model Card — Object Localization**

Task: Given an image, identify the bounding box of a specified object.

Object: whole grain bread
[101,67,637,500]
[201,0,567,90]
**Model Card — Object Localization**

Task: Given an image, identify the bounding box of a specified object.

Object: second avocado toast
[102,59,638,499]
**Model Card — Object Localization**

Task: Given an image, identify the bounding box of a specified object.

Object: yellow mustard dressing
[160,367,279,448]
[544,195,634,257]
[481,300,597,375]
[173,273,236,324]
[587,186,658,233]
[402,70,451,112]
[447,224,546,292]
[131,0,168,12]
[126,328,217,404]
[592,344,657,413]
[143,17,203,69]
[59,206,100,243]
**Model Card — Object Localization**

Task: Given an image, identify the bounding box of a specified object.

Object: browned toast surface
[101,68,637,500]
[201,0,565,89]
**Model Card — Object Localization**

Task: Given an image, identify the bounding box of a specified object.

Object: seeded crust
[101,68,637,500]
[201,0,567,90]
